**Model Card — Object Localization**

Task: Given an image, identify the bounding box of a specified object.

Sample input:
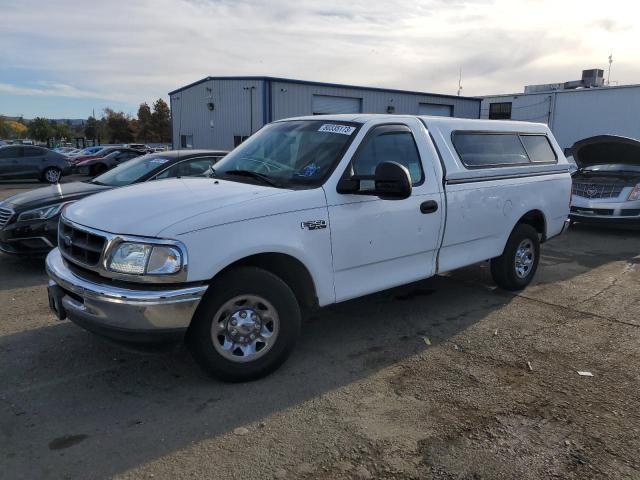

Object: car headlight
[628,185,640,201]
[108,242,183,275]
[17,202,75,222]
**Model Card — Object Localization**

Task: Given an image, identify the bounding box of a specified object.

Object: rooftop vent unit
[524,68,605,93]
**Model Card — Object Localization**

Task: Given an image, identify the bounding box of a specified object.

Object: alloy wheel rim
[514,239,535,278]
[211,294,280,363]
[46,169,60,183]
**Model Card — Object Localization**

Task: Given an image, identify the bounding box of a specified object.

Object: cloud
[0,0,639,117]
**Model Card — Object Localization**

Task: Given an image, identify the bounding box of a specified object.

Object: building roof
[481,83,640,99]
[168,76,481,101]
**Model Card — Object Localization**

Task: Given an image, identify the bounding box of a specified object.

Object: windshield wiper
[223,170,281,187]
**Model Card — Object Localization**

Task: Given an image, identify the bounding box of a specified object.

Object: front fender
[177,207,335,306]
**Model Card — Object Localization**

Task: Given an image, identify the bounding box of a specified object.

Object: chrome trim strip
[59,216,190,284]
[47,248,207,305]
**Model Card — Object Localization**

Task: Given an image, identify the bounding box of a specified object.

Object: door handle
[420,200,438,214]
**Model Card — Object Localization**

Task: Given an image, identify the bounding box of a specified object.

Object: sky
[1,0,639,119]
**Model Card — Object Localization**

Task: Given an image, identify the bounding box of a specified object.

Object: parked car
[0,145,71,183]
[66,146,107,159]
[0,150,227,255]
[67,146,133,165]
[45,115,571,382]
[75,148,144,176]
[53,147,80,156]
[569,135,640,225]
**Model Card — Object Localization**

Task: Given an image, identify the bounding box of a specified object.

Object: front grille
[571,207,614,216]
[0,207,14,228]
[58,221,106,266]
[572,182,625,199]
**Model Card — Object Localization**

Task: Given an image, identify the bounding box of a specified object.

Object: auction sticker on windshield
[318,124,356,135]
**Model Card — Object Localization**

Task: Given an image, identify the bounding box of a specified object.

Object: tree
[84,116,99,140]
[28,117,53,143]
[151,98,171,143]
[0,117,28,139]
[103,108,134,143]
[136,103,153,142]
[52,122,72,141]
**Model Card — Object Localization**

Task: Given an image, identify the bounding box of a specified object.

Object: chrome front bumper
[46,248,208,342]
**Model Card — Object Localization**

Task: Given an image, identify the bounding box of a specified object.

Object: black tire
[187,267,301,382]
[41,167,62,184]
[490,223,540,291]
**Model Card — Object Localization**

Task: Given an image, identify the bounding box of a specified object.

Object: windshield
[92,155,171,186]
[583,164,640,173]
[213,120,360,187]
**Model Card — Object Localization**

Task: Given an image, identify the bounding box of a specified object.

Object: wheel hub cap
[514,239,535,279]
[211,295,279,363]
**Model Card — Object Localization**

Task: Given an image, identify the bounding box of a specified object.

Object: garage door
[312,95,362,115]
[418,103,453,117]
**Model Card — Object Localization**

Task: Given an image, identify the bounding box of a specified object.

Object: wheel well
[517,210,546,241]
[215,253,318,314]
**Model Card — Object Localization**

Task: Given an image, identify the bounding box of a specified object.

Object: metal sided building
[169,76,482,150]
[480,70,640,150]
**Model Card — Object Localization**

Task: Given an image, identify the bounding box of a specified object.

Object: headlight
[17,202,75,222]
[628,185,640,201]
[108,242,183,275]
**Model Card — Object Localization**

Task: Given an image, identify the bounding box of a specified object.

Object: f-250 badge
[301,220,327,230]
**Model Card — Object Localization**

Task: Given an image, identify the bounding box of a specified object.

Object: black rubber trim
[446,169,567,185]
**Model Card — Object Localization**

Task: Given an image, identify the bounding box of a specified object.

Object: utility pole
[457,67,463,96]
[607,54,613,86]
[243,86,256,134]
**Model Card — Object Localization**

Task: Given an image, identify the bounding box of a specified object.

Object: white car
[46,115,571,381]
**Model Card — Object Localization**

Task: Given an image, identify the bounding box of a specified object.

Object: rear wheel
[187,267,301,382]
[490,223,540,291]
[41,167,62,184]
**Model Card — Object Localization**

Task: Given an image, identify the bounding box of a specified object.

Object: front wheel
[187,267,301,382]
[490,223,540,291]
[41,167,62,184]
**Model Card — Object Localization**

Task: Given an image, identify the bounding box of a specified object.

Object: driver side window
[351,125,424,186]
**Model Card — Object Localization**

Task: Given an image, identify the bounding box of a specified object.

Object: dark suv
[0,145,71,183]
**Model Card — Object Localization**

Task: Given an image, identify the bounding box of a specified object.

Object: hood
[571,135,640,169]
[64,178,294,237]
[1,181,110,210]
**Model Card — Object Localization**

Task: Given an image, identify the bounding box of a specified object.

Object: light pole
[243,86,256,135]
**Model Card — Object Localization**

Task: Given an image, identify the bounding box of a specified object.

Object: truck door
[325,120,444,302]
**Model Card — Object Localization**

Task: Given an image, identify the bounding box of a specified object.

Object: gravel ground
[0,183,639,480]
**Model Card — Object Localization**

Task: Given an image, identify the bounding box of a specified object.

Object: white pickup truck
[46,115,571,381]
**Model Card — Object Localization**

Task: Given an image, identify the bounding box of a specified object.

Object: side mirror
[336,161,412,200]
[374,161,412,200]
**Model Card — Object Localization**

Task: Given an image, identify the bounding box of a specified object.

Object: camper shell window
[452,132,558,168]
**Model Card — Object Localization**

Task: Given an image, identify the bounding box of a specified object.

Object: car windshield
[91,155,171,186]
[583,164,640,173]
[213,120,360,188]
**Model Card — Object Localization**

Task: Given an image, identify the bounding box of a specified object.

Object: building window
[234,135,249,147]
[488,102,512,120]
[180,134,193,149]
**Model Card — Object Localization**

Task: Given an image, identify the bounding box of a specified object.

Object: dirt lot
[1,181,639,480]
